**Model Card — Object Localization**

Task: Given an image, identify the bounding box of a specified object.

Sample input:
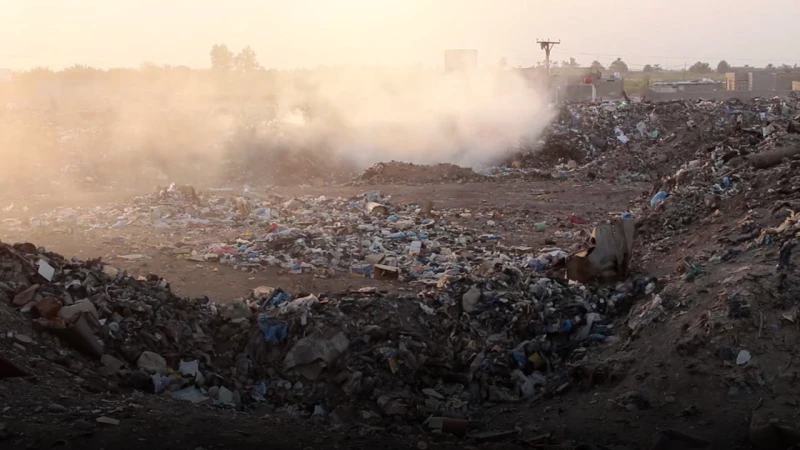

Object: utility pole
[536,39,560,77]
[537,39,560,96]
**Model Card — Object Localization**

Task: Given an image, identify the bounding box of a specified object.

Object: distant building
[725,72,749,91]
[550,67,595,88]
[444,50,477,73]
[776,73,800,90]
[551,68,623,102]
[650,79,724,93]
[726,69,800,92]
[748,71,775,90]
[793,81,800,91]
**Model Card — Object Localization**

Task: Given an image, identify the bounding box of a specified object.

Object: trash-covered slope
[0,236,654,422]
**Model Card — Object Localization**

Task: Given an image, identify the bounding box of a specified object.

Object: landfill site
[3,90,800,450]
[3,11,800,450]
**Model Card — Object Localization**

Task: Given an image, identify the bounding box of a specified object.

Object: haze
[2,0,798,70]
[2,0,798,198]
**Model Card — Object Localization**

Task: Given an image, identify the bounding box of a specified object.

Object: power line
[556,47,798,65]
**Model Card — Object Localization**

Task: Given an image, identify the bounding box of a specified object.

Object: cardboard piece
[374,264,399,279]
[366,202,389,216]
[566,219,636,282]
[364,253,386,265]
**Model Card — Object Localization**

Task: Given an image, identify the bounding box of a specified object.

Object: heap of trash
[9,185,600,282]
[635,121,800,247]
[502,97,800,183]
[0,216,650,423]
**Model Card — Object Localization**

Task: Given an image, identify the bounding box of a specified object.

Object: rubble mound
[635,128,800,242]
[0,238,652,423]
[508,130,592,170]
[501,99,799,184]
[354,161,487,185]
[0,241,218,377]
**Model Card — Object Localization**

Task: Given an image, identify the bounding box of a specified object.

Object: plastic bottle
[650,191,669,208]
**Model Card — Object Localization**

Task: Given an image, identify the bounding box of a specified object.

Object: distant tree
[139,61,159,72]
[234,46,260,72]
[653,64,662,72]
[561,57,580,68]
[766,63,775,70]
[780,64,794,73]
[210,44,234,71]
[21,66,55,81]
[689,61,712,74]
[608,57,629,73]
[60,64,102,83]
[643,64,654,73]
[590,60,605,71]
[716,60,731,73]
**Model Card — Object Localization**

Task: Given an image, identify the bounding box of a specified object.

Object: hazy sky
[1,0,797,70]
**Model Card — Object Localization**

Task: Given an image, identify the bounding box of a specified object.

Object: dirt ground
[0,178,781,449]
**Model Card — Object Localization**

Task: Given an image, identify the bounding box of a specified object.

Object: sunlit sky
[1,0,797,70]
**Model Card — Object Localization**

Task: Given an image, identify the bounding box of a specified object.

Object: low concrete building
[650,80,724,93]
[748,71,775,90]
[726,71,749,91]
[727,69,800,92]
[549,67,624,102]
[776,74,800,91]
[793,80,800,91]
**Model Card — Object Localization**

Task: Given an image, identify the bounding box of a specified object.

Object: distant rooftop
[651,78,721,86]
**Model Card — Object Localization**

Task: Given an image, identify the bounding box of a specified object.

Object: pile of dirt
[354,161,487,185]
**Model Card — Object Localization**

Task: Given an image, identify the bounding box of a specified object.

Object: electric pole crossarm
[536,38,560,89]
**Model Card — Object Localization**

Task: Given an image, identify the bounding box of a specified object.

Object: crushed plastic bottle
[650,191,669,208]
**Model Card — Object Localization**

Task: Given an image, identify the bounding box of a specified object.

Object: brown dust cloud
[0,61,554,202]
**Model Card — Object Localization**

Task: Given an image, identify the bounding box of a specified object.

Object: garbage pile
[14,186,594,282]
[0,241,219,384]
[1,232,653,422]
[620,100,800,361]
[354,161,487,185]
[636,125,800,247]
[3,183,262,232]
[503,98,800,184]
